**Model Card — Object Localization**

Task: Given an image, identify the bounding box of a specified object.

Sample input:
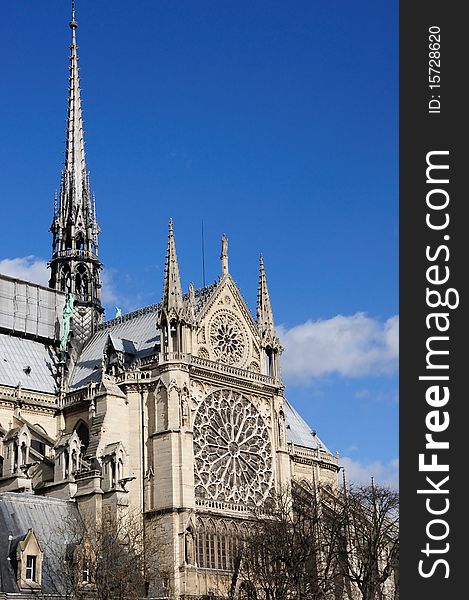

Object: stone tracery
[193,389,273,505]
[209,311,248,366]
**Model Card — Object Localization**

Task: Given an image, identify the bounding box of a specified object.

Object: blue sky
[0,1,398,486]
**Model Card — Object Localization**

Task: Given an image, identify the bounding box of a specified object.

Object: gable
[193,275,262,371]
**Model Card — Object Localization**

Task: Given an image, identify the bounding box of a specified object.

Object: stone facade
[0,6,341,599]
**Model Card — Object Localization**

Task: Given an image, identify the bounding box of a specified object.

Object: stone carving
[193,389,272,505]
[209,311,247,366]
[60,293,74,351]
[249,360,260,372]
[180,385,190,426]
[185,527,195,564]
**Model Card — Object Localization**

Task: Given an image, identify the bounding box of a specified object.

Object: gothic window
[76,233,84,251]
[217,522,228,570]
[75,265,89,300]
[61,266,72,293]
[75,422,89,454]
[63,449,70,479]
[228,523,240,570]
[208,311,248,366]
[196,519,205,567]
[195,519,242,571]
[193,390,273,506]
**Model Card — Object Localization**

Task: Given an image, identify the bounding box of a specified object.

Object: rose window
[209,312,247,366]
[193,390,273,505]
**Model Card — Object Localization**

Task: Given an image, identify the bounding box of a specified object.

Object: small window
[25,555,37,581]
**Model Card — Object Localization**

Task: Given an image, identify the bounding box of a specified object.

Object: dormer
[15,529,44,591]
[103,334,137,376]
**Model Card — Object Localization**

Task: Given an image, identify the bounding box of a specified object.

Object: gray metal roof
[0,274,65,342]
[0,492,81,594]
[70,282,218,390]
[70,304,161,389]
[0,334,59,394]
[284,399,331,453]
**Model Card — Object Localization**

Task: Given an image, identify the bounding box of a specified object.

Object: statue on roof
[60,293,75,352]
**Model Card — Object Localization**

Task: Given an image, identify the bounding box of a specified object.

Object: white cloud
[101,268,122,307]
[340,456,399,489]
[0,255,49,286]
[278,313,399,383]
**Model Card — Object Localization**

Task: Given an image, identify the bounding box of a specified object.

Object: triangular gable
[195,274,259,341]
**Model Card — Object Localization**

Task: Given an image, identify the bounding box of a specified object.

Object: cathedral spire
[256,255,275,334]
[49,2,103,344]
[257,256,281,377]
[65,0,87,208]
[161,219,184,319]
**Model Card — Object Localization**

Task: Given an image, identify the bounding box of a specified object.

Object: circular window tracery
[209,311,247,366]
[193,390,273,505]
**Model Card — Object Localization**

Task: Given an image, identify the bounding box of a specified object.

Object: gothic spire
[65,2,87,210]
[256,255,279,349]
[257,255,274,330]
[49,2,103,343]
[161,219,184,319]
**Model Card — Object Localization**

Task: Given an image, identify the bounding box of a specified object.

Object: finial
[169,218,174,234]
[189,281,195,302]
[220,234,229,276]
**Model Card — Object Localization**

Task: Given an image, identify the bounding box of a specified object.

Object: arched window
[75,265,89,300]
[206,520,216,569]
[76,233,85,251]
[61,266,72,293]
[63,448,69,478]
[229,522,242,570]
[196,518,243,571]
[75,422,89,454]
[196,519,205,567]
[217,522,228,570]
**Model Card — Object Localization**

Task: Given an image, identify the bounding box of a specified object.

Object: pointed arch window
[75,422,89,454]
[75,264,89,300]
[195,518,241,571]
[61,266,72,294]
[76,232,85,251]
[196,518,205,568]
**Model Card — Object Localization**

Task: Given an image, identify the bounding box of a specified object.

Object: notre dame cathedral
[0,6,341,599]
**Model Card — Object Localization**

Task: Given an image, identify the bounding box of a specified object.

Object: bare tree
[338,482,399,600]
[235,483,343,600]
[42,507,169,600]
[235,481,399,600]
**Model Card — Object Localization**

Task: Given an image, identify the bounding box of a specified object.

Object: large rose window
[193,390,273,505]
[209,311,247,366]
